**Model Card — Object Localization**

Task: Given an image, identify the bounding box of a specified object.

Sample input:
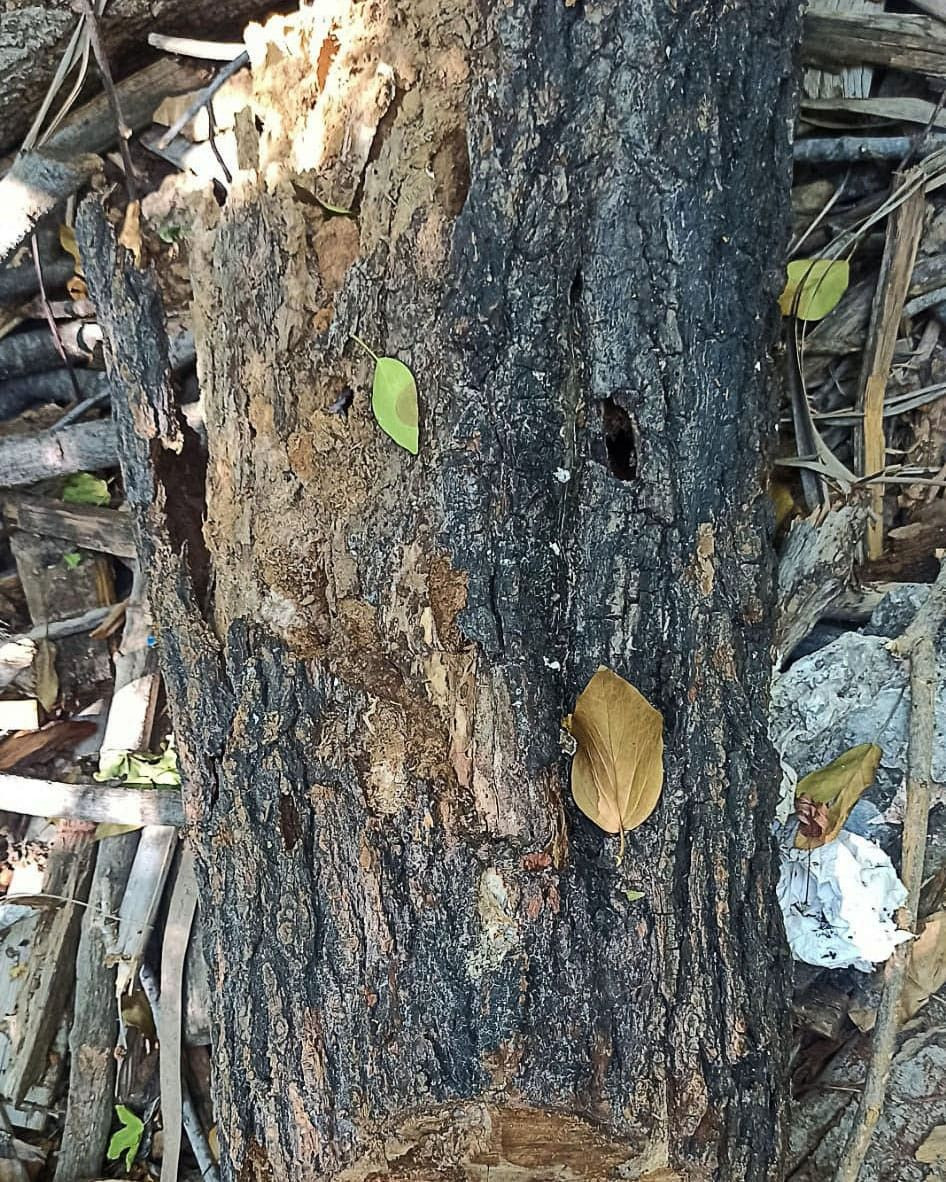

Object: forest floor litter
[1,1,946,1179]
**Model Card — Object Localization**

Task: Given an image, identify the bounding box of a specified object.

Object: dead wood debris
[782,9,946,1180]
[2,3,946,1182]
[0,14,225,1182]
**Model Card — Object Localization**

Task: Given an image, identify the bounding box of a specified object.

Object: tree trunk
[78,1,801,1178]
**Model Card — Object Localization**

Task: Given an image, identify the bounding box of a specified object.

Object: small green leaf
[779,258,850,321]
[61,472,109,506]
[351,337,420,454]
[62,550,82,569]
[372,358,419,454]
[625,889,645,902]
[94,741,180,786]
[107,1104,143,1171]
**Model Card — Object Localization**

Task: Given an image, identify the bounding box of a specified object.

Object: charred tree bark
[79,1,801,1178]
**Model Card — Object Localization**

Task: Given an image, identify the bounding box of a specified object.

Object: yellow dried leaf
[794,743,881,850]
[66,275,88,301]
[58,223,84,276]
[119,201,142,267]
[94,823,142,840]
[564,667,664,843]
[33,639,58,713]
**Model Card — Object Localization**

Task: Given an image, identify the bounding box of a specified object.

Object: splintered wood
[857,177,926,558]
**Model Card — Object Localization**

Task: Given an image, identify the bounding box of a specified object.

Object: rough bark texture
[79,1,801,1179]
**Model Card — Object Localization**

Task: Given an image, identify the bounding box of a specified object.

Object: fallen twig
[855,173,925,557]
[31,234,82,403]
[832,561,946,1182]
[795,134,946,165]
[140,957,220,1182]
[156,51,250,150]
[0,773,184,827]
[148,32,244,61]
[0,151,100,267]
[0,418,116,486]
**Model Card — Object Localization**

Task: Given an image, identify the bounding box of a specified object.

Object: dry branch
[803,11,946,74]
[0,775,184,827]
[0,152,99,268]
[856,177,926,557]
[2,495,136,558]
[0,420,117,486]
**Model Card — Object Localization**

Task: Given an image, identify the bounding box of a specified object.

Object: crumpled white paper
[778,830,912,972]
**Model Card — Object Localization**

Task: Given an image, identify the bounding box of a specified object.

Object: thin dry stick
[855,175,925,558]
[30,234,83,403]
[833,562,946,1182]
[74,0,137,203]
[147,32,243,61]
[206,98,232,185]
[156,50,249,149]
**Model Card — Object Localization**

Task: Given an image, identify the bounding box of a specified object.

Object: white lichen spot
[553,468,571,483]
[543,656,562,670]
[550,541,561,556]
[467,867,519,980]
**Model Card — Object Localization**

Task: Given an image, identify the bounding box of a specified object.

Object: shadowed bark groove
[78,1,801,1178]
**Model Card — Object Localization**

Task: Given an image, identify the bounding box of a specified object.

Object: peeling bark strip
[79,1,800,1178]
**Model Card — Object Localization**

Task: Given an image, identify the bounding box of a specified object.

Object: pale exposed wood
[148,32,244,60]
[159,847,199,1182]
[0,152,100,268]
[3,495,136,559]
[0,701,37,732]
[54,603,155,1182]
[856,178,926,558]
[0,420,117,487]
[0,774,184,826]
[803,0,878,100]
[0,822,95,1105]
[111,826,178,996]
[803,11,946,74]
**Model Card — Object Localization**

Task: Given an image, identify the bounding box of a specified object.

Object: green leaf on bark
[107,1105,143,1171]
[372,357,419,454]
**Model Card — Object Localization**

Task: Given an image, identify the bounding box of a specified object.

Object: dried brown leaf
[902,909,946,1021]
[794,743,882,850]
[33,638,58,713]
[915,1124,946,1164]
[118,200,142,267]
[564,667,664,841]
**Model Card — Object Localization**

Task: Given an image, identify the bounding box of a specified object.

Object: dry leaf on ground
[794,743,881,850]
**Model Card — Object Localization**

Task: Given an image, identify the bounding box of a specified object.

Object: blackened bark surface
[79,2,801,1179]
